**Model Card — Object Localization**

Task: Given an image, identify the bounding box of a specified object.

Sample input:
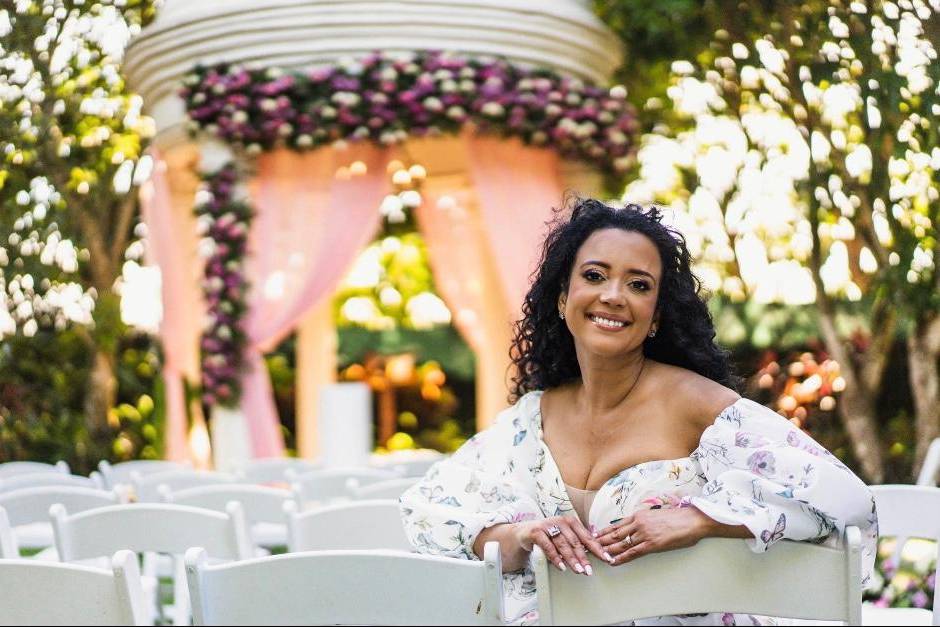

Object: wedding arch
[124,0,630,464]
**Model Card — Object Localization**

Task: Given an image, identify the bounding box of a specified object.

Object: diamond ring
[546,525,562,538]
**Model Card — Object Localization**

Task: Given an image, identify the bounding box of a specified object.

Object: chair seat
[863,604,933,626]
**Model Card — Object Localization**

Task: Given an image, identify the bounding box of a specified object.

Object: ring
[546,525,562,538]
[624,534,633,546]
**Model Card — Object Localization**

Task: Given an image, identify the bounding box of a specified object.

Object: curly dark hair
[509,198,739,400]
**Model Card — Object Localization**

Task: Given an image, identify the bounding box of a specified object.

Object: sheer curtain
[139,152,204,461]
[414,134,564,427]
[238,144,391,456]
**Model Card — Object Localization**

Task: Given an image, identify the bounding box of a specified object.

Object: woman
[401,199,877,625]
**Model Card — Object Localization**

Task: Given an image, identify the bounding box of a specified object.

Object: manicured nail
[592,531,598,538]
[573,563,584,573]
[557,562,567,572]
[585,564,594,576]
[604,552,614,563]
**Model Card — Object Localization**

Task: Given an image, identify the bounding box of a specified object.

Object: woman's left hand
[595,507,714,566]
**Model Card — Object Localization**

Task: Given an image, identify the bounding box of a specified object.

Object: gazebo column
[295,298,337,459]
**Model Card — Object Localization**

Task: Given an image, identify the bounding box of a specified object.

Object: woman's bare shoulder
[650,362,740,429]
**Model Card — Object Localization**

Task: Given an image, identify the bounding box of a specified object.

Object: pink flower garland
[195,164,252,406]
[181,50,638,172]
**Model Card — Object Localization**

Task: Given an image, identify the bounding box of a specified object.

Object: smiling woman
[400,199,877,625]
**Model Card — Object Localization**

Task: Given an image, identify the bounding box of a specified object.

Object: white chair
[161,483,294,548]
[284,499,412,552]
[133,469,237,502]
[863,485,940,626]
[0,507,18,559]
[371,450,444,478]
[98,459,191,490]
[288,467,400,507]
[349,477,418,500]
[0,549,148,625]
[533,527,863,625]
[0,485,125,553]
[51,502,253,626]
[234,457,321,485]
[0,471,104,492]
[916,439,940,487]
[0,460,69,479]
[186,542,504,625]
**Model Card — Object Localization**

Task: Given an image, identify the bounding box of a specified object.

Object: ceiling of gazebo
[124,0,623,144]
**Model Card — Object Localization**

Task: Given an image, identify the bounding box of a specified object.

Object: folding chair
[0,471,105,493]
[0,485,125,554]
[186,542,504,625]
[161,483,294,548]
[284,499,411,552]
[98,459,191,490]
[233,457,321,485]
[0,460,69,479]
[0,507,18,559]
[864,485,940,626]
[533,527,863,625]
[0,549,148,625]
[133,469,237,502]
[349,477,418,500]
[51,502,253,626]
[288,467,399,507]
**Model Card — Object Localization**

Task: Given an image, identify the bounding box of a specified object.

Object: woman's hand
[516,516,614,575]
[595,507,716,566]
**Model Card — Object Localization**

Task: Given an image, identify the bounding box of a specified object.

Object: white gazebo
[124,0,624,466]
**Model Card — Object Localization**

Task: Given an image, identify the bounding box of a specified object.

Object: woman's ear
[557,293,567,318]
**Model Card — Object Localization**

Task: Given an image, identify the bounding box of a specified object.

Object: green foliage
[0,328,164,473]
[337,326,476,381]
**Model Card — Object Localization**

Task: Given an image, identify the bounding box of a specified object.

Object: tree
[0,0,157,448]
[624,0,939,482]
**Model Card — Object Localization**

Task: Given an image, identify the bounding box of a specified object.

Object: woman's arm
[472,523,532,572]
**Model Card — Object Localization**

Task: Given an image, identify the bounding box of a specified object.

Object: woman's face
[559,227,662,360]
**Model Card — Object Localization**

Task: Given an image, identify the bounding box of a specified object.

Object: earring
[648,327,657,338]
[559,311,566,320]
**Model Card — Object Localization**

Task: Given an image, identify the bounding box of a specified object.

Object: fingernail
[558,562,567,572]
[604,552,614,563]
[585,564,594,576]
[592,531,598,538]
[574,563,584,574]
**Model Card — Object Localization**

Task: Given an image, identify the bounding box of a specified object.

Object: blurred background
[0,0,937,495]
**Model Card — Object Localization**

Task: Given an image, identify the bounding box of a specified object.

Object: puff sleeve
[689,398,878,583]
[400,401,544,561]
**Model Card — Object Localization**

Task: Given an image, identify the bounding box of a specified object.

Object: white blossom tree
[627,0,939,481]
[1,0,157,446]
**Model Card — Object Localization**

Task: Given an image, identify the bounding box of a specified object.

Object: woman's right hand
[515,516,614,575]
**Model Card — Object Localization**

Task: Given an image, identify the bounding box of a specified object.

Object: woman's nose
[599,284,626,306]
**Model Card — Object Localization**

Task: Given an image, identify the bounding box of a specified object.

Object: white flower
[481,102,504,117]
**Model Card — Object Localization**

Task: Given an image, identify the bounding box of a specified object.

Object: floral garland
[194,164,252,407]
[181,50,638,172]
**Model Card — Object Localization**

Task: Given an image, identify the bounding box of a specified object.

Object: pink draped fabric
[415,188,490,355]
[465,135,565,319]
[239,144,390,457]
[139,153,196,461]
[416,184,515,428]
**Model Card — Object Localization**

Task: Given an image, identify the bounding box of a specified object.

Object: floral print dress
[400,391,877,625]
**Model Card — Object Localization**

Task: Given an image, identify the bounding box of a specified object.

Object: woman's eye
[583,270,604,282]
[630,280,651,291]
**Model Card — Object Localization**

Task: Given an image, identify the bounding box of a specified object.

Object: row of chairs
[1,497,412,625]
[0,453,444,490]
[0,528,863,625]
